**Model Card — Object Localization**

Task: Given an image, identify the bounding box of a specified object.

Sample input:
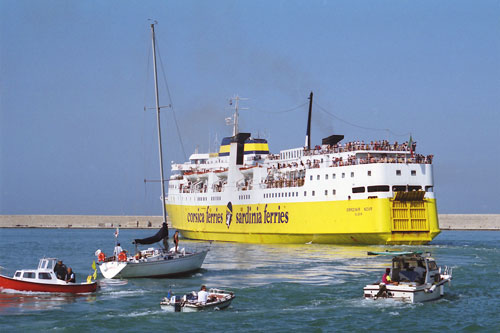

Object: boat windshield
[427,260,438,271]
[38,258,57,270]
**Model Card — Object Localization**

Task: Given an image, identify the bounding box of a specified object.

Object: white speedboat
[363,251,452,303]
[160,288,235,312]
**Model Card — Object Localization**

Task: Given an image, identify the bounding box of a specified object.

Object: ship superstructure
[165,94,439,244]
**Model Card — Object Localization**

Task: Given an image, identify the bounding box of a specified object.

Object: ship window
[425,186,434,192]
[317,175,320,180]
[325,174,328,180]
[23,272,35,279]
[393,185,406,192]
[38,272,52,280]
[408,185,422,191]
[411,170,417,176]
[332,189,336,195]
[15,271,21,277]
[284,192,287,197]
[304,191,307,196]
[396,170,401,176]
[310,175,313,181]
[351,172,354,177]
[368,185,390,192]
[312,191,315,196]
[342,173,345,178]
[367,171,371,176]
[352,187,365,193]
[325,190,328,195]
[333,174,336,179]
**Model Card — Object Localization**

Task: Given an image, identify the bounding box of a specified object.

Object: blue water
[1,229,499,331]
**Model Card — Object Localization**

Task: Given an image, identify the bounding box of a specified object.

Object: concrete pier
[0,214,499,230]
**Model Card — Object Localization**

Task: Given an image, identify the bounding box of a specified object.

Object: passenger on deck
[173,231,179,253]
[114,243,124,257]
[54,260,67,280]
[197,285,208,304]
[65,267,76,283]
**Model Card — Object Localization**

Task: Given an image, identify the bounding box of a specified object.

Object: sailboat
[95,23,208,279]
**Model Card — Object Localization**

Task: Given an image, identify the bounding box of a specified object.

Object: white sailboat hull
[99,250,208,279]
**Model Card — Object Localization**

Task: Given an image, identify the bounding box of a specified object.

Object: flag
[93,270,97,280]
[114,227,119,238]
[87,275,92,284]
[409,135,414,157]
[91,260,96,271]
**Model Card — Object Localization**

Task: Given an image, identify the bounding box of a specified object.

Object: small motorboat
[363,251,452,303]
[96,224,208,279]
[0,258,98,294]
[160,288,235,312]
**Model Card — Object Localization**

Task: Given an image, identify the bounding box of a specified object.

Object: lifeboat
[239,165,258,175]
[213,168,228,178]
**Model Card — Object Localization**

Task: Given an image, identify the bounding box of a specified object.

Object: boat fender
[98,252,106,262]
[426,284,437,293]
[118,251,127,262]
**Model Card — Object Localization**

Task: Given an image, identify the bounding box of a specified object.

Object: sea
[0,229,499,332]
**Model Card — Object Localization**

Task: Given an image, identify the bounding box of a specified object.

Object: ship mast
[151,23,168,229]
[305,91,313,150]
[229,95,248,136]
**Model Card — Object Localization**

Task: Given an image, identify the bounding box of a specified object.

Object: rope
[313,102,411,137]
[253,102,308,114]
[155,39,188,161]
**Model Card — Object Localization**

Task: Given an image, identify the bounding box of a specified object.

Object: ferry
[165,93,440,244]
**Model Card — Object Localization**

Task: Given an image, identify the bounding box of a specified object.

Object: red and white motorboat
[0,258,98,294]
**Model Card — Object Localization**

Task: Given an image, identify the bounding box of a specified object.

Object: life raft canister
[98,252,106,262]
[118,251,127,262]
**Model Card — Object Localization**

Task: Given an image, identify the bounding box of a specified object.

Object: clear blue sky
[1,0,499,215]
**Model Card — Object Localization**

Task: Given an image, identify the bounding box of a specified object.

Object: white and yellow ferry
[165,93,439,244]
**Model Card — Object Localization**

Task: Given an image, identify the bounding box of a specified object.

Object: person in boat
[197,285,208,304]
[54,260,67,280]
[65,267,76,283]
[173,231,179,253]
[113,243,125,257]
[382,268,398,285]
[414,262,426,283]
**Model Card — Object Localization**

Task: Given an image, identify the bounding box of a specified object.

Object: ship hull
[166,197,440,245]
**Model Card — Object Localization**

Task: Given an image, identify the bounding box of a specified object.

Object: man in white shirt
[197,285,208,304]
[114,243,123,257]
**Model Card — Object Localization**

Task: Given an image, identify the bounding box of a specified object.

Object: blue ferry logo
[226,202,233,229]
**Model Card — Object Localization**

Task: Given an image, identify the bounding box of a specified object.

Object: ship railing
[302,140,416,156]
[328,154,433,167]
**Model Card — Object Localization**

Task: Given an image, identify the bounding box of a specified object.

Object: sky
[1,0,499,215]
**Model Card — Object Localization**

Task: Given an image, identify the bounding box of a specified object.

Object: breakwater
[0,215,166,229]
[1,214,499,230]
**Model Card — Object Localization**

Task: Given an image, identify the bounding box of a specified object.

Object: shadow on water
[0,291,96,315]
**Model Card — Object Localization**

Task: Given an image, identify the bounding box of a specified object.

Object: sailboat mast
[151,23,168,225]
